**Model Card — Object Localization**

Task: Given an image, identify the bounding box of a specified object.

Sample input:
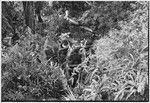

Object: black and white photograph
[1,1,149,102]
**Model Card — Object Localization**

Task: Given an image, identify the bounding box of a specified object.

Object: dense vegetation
[2,1,149,101]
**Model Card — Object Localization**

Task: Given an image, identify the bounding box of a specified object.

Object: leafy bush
[2,1,148,101]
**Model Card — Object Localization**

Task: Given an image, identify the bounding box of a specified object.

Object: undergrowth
[2,1,148,101]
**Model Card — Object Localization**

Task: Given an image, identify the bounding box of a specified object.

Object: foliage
[52,1,138,37]
[2,1,24,47]
[2,1,148,101]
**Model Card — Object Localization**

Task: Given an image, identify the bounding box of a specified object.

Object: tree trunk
[23,1,35,34]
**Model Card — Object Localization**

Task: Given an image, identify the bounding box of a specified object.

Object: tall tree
[35,1,43,23]
[23,1,35,33]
